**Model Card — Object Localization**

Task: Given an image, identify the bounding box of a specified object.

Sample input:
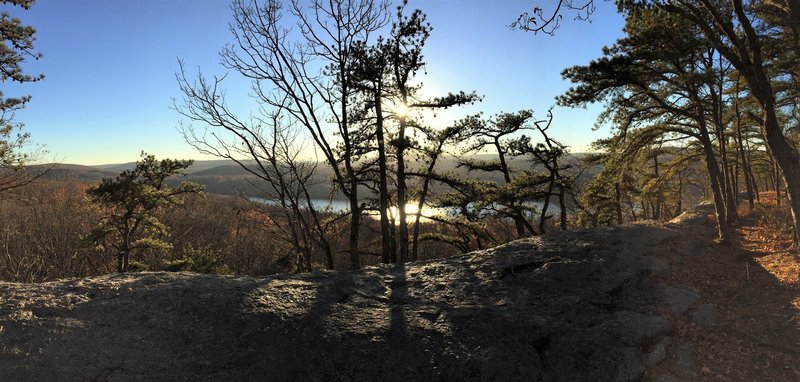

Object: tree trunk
[775,159,781,206]
[652,155,661,220]
[322,242,334,270]
[731,161,738,203]
[411,145,444,262]
[628,198,638,222]
[302,236,313,272]
[495,139,534,236]
[699,121,730,242]
[719,134,737,224]
[558,181,567,230]
[764,169,772,194]
[615,182,623,224]
[374,87,393,264]
[117,251,125,273]
[348,196,361,269]
[410,189,427,262]
[675,176,683,216]
[745,138,760,201]
[736,106,755,210]
[340,76,360,269]
[539,172,555,234]
[396,116,409,263]
[120,229,131,273]
[751,171,760,201]
[710,64,737,224]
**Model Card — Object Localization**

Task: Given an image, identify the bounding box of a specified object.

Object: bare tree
[176,0,390,269]
[0,126,48,193]
[174,71,335,270]
[512,0,596,35]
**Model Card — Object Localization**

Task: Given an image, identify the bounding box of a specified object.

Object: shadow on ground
[0,203,798,381]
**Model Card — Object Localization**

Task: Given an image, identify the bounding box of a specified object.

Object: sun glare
[380,202,441,224]
[394,102,409,117]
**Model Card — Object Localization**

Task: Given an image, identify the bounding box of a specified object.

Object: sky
[6,0,626,165]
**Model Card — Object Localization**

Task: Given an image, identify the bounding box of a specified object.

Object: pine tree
[87,153,203,272]
[0,0,45,193]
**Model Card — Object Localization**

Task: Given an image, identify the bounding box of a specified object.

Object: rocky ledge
[0,204,719,381]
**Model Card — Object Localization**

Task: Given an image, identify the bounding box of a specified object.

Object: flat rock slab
[0,208,716,381]
[664,286,701,315]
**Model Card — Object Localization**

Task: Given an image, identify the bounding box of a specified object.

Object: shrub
[163,246,230,274]
[126,259,150,272]
[753,202,794,235]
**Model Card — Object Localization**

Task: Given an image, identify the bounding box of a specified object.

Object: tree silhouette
[177,0,390,269]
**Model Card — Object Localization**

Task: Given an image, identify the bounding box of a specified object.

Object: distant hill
[190,164,253,177]
[92,162,136,173]
[46,153,593,199]
[93,159,251,174]
[34,164,117,182]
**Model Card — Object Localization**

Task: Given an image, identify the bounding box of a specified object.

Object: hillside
[93,159,238,174]
[41,154,596,201]
[0,203,798,381]
[31,164,117,182]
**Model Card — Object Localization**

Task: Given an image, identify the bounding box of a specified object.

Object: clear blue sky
[7,0,625,165]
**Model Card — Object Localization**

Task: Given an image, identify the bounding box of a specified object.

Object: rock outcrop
[0,204,720,381]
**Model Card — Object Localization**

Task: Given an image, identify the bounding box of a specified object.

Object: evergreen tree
[349,3,478,263]
[87,153,204,272]
[0,0,45,193]
[559,8,737,241]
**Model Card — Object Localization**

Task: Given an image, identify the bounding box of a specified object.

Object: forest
[0,0,798,283]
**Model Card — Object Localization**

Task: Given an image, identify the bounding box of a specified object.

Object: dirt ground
[0,201,798,381]
[668,195,800,381]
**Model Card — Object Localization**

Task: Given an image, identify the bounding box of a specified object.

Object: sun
[394,102,409,117]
